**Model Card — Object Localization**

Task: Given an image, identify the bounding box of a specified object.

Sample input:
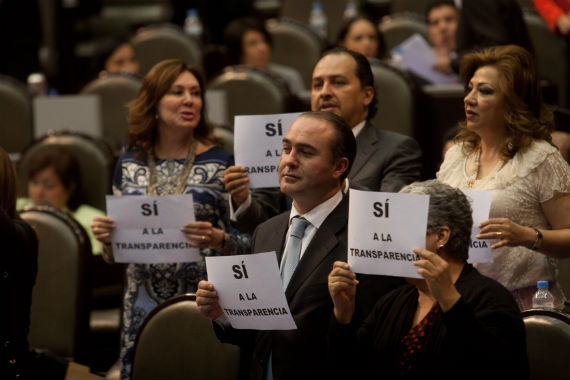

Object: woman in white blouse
[437,44,570,310]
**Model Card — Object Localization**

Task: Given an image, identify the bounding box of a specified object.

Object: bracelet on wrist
[530,228,543,250]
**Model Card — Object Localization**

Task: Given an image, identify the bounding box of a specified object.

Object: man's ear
[362,85,374,107]
[333,157,349,180]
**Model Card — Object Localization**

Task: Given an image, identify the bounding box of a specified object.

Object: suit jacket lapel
[351,122,379,178]
[285,197,348,298]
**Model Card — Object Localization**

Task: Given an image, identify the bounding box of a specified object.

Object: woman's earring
[436,244,444,253]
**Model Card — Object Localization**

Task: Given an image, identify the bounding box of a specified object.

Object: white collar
[352,120,366,137]
[289,190,343,229]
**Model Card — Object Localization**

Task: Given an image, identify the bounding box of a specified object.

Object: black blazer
[216,195,404,379]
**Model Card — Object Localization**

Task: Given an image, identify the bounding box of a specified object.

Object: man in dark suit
[196,111,403,379]
[224,48,422,234]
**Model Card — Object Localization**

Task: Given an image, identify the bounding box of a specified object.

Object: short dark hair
[27,146,83,211]
[223,16,272,66]
[298,111,356,182]
[320,47,378,120]
[425,0,457,19]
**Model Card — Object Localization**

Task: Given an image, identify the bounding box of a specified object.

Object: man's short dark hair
[425,0,457,19]
[320,47,378,120]
[298,111,356,182]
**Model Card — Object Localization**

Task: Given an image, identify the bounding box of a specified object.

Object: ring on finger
[201,235,206,241]
[496,231,502,238]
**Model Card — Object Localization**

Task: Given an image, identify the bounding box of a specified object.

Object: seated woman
[222,16,306,96]
[17,146,105,255]
[327,180,528,379]
[336,16,385,64]
[97,38,140,78]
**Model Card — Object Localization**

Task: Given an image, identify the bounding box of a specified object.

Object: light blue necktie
[280,216,310,290]
[267,217,310,380]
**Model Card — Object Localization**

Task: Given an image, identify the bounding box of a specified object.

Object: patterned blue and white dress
[113,147,251,379]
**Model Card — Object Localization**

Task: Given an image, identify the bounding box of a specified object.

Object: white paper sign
[398,33,459,85]
[462,189,494,263]
[206,252,297,330]
[106,194,200,263]
[348,189,429,278]
[233,112,302,188]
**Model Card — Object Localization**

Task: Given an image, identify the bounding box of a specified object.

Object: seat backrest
[207,67,287,129]
[0,74,33,153]
[522,309,570,380]
[213,126,234,154]
[80,73,143,153]
[524,12,569,108]
[18,132,114,212]
[370,63,418,138]
[131,294,240,380]
[20,206,91,360]
[267,18,324,87]
[131,23,202,76]
[279,0,351,45]
[379,14,429,55]
[390,0,432,17]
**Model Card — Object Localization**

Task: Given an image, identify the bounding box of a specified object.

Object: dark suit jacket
[351,121,422,193]
[452,0,534,72]
[216,195,405,379]
[232,121,422,234]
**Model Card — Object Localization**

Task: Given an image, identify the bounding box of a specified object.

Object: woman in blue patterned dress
[90,59,251,379]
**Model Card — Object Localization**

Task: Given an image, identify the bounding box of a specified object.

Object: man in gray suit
[225,47,422,233]
[197,111,404,379]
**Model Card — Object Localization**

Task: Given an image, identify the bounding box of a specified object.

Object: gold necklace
[147,140,198,195]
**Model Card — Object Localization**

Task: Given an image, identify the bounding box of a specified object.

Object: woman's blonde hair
[456,45,554,158]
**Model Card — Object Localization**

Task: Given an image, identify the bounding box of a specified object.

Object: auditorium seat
[0,74,33,155]
[20,206,92,362]
[523,11,569,108]
[266,18,324,89]
[390,0,432,17]
[521,308,570,380]
[18,132,114,212]
[213,126,234,154]
[370,62,419,138]
[131,294,241,380]
[80,73,143,153]
[130,23,202,76]
[207,66,288,129]
[378,14,429,56]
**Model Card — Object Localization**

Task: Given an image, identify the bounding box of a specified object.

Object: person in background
[327,180,529,379]
[533,0,570,36]
[336,16,385,64]
[222,16,306,96]
[17,146,105,256]
[437,45,570,310]
[224,48,423,235]
[97,39,140,78]
[426,0,459,75]
[90,59,251,379]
